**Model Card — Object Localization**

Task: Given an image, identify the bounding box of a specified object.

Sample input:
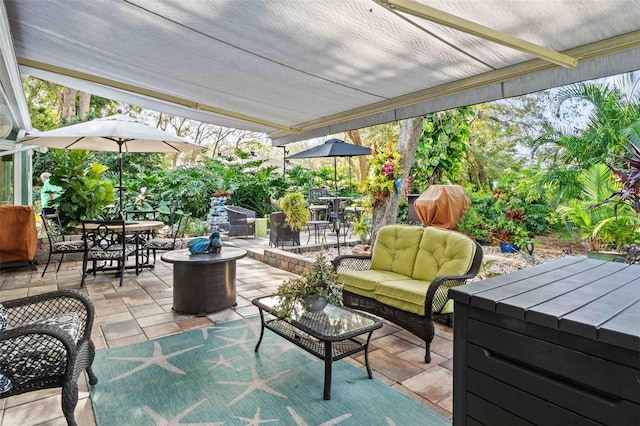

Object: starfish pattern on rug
[143,399,222,426]
[233,407,278,425]
[205,354,237,370]
[208,330,255,356]
[200,321,261,340]
[286,406,351,425]
[255,340,300,364]
[108,341,204,382]
[217,365,290,406]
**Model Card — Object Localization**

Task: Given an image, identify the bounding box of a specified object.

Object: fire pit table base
[161,248,247,316]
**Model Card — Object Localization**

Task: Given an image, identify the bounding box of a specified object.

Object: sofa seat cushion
[339,270,411,298]
[371,225,424,276]
[412,227,476,282]
[374,279,430,316]
[0,312,81,393]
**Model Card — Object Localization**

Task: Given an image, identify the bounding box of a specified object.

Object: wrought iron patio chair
[0,289,98,426]
[80,220,138,287]
[124,209,158,263]
[143,213,191,264]
[40,212,85,277]
[308,188,329,220]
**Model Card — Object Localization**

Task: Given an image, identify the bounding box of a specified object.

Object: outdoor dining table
[318,196,352,220]
[74,220,165,272]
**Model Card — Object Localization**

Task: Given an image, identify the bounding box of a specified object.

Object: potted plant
[279,190,310,231]
[274,251,343,320]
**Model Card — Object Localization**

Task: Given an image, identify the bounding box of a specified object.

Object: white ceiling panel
[2,0,639,145]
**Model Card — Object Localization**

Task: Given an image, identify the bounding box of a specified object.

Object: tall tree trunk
[371,117,424,245]
[347,130,368,183]
[78,92,91,121]
[61,87,76,123]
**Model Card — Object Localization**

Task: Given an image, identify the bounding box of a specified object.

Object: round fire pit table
[161,247,247,316]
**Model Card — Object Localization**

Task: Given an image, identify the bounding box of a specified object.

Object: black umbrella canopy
[287,138,371,208]
[287,138,371,159]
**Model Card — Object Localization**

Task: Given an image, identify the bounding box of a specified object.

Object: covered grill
[414,185,470,229]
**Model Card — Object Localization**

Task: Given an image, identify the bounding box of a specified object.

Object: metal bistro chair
[144,213,191,264]
[308,188,329,220]
[81,220,138,287]
[40,212,86,277]
[124,209,158,264]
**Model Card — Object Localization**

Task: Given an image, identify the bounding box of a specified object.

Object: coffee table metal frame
[252,295,382,400]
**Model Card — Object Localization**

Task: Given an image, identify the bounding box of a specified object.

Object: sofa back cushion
[371,225,424,276]
[411,226,476,282]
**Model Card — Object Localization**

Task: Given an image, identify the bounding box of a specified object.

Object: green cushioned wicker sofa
[332,224,483,363]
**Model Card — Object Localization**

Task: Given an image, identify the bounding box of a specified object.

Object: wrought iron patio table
[252,295,382,400]
[74,220,164,273]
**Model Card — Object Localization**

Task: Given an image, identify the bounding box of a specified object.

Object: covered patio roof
[2,0,640,145]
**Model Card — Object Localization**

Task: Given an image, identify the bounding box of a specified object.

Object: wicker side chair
[0,290,98,426]
[224,206,256,238]
[269,211,300,248]
[40,212,85,277]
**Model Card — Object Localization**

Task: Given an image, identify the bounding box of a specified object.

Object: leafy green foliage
[411,107,473,191]
[557,164,640,251]
[47,149,115,227]
[275,252,343,321]
[279,190,310,231]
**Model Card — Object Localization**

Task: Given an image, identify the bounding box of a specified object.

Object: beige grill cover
[414,185,470,230]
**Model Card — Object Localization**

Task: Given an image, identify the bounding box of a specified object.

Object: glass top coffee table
[252,295,382,400]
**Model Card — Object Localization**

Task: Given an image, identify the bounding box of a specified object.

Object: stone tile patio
[0,238,455,425]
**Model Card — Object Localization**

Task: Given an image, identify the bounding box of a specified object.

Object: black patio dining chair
[143,213,191,264]
[308,188,329,220]
[40,212,86,277]
[124,209,158,263]
[80,220,138,287]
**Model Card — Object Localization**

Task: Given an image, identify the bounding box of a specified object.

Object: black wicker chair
[224,206,256,238]
[269,211,300,248]
[332,231,483,363]
[40,212,86,277]
[0,290,98,426]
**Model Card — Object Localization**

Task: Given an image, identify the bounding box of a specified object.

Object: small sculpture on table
[187,232,223,254]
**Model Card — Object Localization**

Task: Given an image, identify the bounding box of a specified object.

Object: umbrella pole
[333,157,340,255]
[119,143,124,218]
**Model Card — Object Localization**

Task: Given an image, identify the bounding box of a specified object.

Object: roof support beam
[17,58,298,133]
[377,0,579,68]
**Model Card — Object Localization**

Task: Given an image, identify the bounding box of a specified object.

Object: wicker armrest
[425,272,478,315]
[331,254,372,272]
[2,290,95,341]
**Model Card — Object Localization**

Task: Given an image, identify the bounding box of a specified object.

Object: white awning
[3,0,640,145]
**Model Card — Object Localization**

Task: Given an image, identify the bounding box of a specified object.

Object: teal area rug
[90,317,450,425]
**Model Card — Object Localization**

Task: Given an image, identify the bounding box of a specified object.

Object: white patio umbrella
[19,114,203,214]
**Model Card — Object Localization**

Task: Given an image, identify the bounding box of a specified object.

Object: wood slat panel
[598,299,640,349]
[561,278,640,340]
[449,256,584,305]
[470,259,603,312]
